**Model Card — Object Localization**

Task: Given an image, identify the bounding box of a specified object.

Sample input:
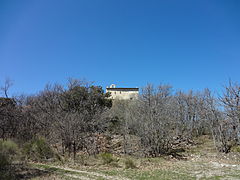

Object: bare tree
[0,79,21,140]
[25,79,112,159]
[133,84,176,157]
[220,80,240,147]
[0,78,13,98]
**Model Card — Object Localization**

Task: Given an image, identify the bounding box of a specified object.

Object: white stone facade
[106,84,139,100]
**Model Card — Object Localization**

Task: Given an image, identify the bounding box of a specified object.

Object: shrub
[231,145,240,153]
[0,140,19,167]
[0,140,19,180]
[0,153,9,168]
[23,137,54,161]
[124,158,136,169]
[99,152,116,164]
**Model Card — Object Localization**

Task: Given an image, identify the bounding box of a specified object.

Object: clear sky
[0,0,240,96]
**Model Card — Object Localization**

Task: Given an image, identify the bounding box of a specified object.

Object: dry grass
[26,136,240,179]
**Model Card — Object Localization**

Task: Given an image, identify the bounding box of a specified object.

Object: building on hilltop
[106,84,139,100]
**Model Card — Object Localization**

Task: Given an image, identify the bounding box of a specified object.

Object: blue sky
[0,0,240,96]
